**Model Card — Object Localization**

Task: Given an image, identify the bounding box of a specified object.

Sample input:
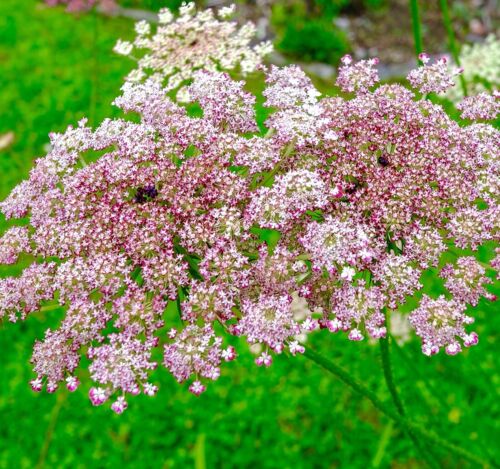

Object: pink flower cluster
[1,4,498,412]
[407,53,462,94]
[457,91,500,121]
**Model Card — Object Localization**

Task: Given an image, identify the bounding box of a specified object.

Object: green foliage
[277,18,349,64]
[269,0,387,64]
[0,1,499,468]
[271,1,349,64]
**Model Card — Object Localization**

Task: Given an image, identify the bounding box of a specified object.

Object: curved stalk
[302,347,492,467]
[90,10,100,126]
[379,337,439,469]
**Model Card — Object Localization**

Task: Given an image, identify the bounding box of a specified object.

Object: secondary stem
[409,0,423,61]
[259,139,295,187]
[302,347,492,467]
[90,10,100,126]
[379,336,439,469]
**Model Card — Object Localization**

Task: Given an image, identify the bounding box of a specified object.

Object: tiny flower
[89,387,108,406]
[30,377,43,392]
[66,376,80,392]
[340,266,356,282]
[143,383,158,396]
[331,185,343,198]
[422,343,439,357]
[325,318,342,333]
[418,53,430,64]
[255,352,272,367]
[134,20,150,36]
[445,342,462,356]
[289,341,305,355]
[218,4,235,18]
[113,40,133,56]
[301,317,317,332]
[348,329,364,341]
[111,396,128,414]
[46,382,58,393]
[189,380,206,396]
[222,346,237,362]
[341,55,353,65]
[129,384,141,396]
[272,343,284,354]
[324,130,339,141]
[158,8,173,24]
[463,332,479,347]
[359,249,374,262]
[369,327,387,339]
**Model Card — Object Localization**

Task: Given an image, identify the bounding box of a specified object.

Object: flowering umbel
[1,3,498,412]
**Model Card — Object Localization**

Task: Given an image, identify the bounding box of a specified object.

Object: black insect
[134,185,158,204]
[378,155,390,167]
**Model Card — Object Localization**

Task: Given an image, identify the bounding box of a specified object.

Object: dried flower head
[116,2,272,92]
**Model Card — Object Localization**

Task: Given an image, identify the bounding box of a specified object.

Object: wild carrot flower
[1,4,498,412]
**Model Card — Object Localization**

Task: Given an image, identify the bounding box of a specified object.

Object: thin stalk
[90,10,100,126]
[379,337,405,415]
[258,139,295,188]
[371,420,394,468]
[389,333,448,410]
[380,337,439,469]
[36,391,66,469]
[438,0,468,96]
[39,303,63,313]
[302,347,493,467]
[409,0,423,61]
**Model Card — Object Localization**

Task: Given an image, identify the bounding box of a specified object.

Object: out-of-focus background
[0,1,498,467]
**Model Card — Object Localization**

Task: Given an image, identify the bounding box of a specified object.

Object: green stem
[36,391,66,469]
[371,420,394,468]
[380,337,439,469]
[39,303,63,313]
[389,333,448,410]
[409,0,423,61]
[438,0,468,96]
[90,10,100,126]
[302,347,492,467]
[379,337,404,415]
[259,139,296,187]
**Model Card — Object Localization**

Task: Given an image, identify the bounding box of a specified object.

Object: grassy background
[0,1,499,468]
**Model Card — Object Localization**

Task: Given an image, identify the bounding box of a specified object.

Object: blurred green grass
[0,1,499,468]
